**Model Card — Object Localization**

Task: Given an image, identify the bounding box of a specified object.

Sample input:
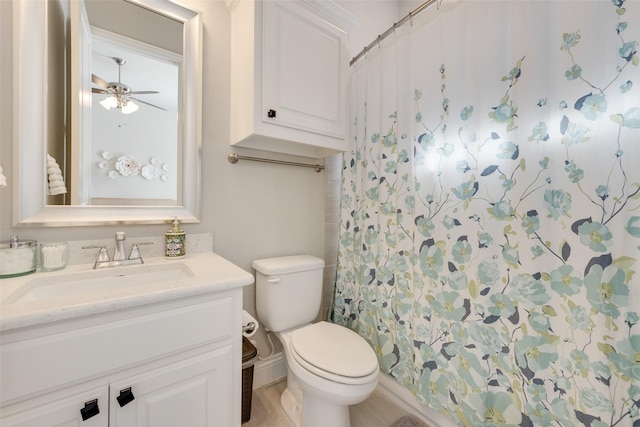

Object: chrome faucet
[113,231,127,261]
[82,232,152,269]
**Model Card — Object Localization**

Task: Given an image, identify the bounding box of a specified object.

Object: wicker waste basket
[241,337,258,423]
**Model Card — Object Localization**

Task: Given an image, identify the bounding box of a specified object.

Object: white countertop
[0,252,254,332]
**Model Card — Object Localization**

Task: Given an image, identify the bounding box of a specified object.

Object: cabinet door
[262,1,347,139]
[110,347,234,427]
[0,386,108,427]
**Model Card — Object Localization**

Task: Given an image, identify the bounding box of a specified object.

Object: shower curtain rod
[349,0,440,66]
[227,153,325,172]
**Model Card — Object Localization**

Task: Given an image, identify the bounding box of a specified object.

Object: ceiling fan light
[100,96,118,110]
[121,100,139,115]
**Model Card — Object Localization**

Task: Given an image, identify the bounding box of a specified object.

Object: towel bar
[228,153,324,173]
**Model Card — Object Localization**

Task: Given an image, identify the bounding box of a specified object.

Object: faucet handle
[82,245,111,268]
[127,242,152,262]
[82,245,111,261]
[96,246,110,263]
[128,244,141,261]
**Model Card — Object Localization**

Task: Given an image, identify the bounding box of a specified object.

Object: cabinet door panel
[0,386,108,427]
[262,1,347,138]
[110,347,233,427]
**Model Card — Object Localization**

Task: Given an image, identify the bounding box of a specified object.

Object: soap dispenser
[165,217,186,258]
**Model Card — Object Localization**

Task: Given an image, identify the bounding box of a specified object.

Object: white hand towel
[0,166,6,188]
[47,154,67,195]
[49,185,67,196]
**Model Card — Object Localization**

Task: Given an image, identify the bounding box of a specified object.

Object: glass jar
[39,242,68,272]
[0,236,37,278]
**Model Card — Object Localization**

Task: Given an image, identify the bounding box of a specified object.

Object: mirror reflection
[48,0,183,207]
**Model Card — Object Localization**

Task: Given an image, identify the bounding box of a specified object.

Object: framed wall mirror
[12,0,202,227]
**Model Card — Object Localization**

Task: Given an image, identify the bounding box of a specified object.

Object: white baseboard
[252,352,287,389]
[250,353,456,427]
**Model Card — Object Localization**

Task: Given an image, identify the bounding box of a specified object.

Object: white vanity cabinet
[0,386,110,427]
[1,290,243,427]
[108,348,232,427]
[230,0,355,158]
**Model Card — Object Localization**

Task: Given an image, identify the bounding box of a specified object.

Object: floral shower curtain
[331,1,640,425]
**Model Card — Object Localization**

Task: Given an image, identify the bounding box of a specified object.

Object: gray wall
[0,0,404,357]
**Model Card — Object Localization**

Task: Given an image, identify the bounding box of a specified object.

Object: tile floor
[242,379,417,427]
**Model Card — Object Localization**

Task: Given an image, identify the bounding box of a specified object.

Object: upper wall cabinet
[229,0,356,158]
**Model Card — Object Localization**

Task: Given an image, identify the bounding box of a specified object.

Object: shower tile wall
[323,153,342,320]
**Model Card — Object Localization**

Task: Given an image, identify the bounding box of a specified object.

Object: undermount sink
[4,262,195,305]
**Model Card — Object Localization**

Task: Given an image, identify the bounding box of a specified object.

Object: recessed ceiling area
[84,0,183,54]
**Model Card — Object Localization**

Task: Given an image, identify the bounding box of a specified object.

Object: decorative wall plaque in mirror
[13,0,202,226]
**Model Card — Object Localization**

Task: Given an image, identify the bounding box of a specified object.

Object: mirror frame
[12,0,202,227]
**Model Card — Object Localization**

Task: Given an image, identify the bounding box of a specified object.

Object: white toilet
[253,255,379,427]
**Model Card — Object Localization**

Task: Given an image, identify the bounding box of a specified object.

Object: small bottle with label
[165,217,186,258]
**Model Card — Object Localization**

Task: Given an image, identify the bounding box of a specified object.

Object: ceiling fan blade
[130,91,159,95]
[92,74,109,88]
[131,97,167,111]
[92,88,110,94]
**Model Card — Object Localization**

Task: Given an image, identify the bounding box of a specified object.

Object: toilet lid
[291,322,378,379]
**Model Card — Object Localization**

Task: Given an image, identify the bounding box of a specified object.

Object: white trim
[13,0,202,227]
[299,0,358,32]
[91,26,183,65]
[252,352,287,390]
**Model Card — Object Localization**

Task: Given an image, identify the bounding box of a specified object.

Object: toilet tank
[253,255,325,332]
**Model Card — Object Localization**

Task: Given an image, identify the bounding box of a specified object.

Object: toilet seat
[290,322,378,385]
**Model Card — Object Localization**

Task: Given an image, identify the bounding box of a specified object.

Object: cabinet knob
[117,387,136,407]
[267,109,277,118]
[80,399,100,421]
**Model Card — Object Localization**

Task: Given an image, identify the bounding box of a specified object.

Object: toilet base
[281,378,303,427]
[280,385,351,427]
[274,327,377,427]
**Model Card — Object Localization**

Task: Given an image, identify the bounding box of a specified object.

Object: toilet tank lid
[252,255,324,275]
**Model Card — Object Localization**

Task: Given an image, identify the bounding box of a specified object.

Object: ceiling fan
[92,57,166,113]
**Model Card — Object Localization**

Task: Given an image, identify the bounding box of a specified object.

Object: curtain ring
[377,35,382,49]
[409,12,413,26]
